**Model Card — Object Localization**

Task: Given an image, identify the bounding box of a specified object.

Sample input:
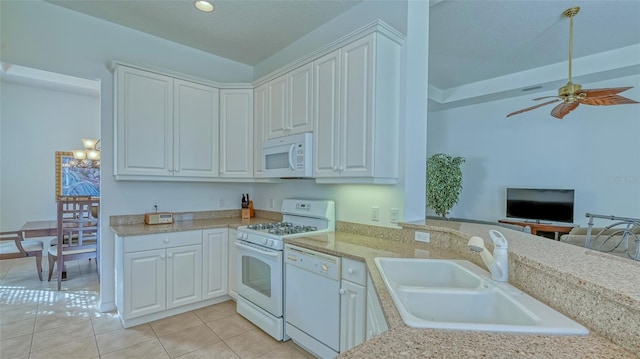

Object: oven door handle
[235,241,280,258]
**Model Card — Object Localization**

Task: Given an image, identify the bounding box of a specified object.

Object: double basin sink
[374,257,589,335]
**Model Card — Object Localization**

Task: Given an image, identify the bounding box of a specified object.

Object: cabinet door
[366,274,388,340]
[340,35,374,178]
[124,249,166,319]
[174,80,220,177]
[340,280,366,353]
[253,84,268,177]
[227,229,238,299]
[116,66,174,176]
[203,229,228,299]
[220,89,254,177]
[313,50,341,178]
[289,63,313,135]
[266,75,288,139]
[167,244,203,309]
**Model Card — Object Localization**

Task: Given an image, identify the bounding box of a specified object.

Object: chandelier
[70,138,100,168]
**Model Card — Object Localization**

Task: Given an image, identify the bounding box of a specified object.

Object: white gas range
[235,199,335,341]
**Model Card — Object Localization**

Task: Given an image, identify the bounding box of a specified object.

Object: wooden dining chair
[48,196,100,290]
[0,230,51,280]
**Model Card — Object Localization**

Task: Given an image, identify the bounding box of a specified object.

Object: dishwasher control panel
[285,244,341,280]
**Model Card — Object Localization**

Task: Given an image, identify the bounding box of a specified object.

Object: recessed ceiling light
[194,0,214,12]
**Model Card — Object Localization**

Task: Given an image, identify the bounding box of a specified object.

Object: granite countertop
[109,214,639,357]
[288,224,638,358]
[110,216,276,237]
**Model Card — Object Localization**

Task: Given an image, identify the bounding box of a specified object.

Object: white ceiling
[41,0,640,107]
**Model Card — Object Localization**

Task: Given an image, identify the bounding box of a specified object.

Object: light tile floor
[0,256,315,359]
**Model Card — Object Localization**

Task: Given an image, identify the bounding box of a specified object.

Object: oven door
[235,239,283,316]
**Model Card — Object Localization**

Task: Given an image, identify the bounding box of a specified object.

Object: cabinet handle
[168,168,173,172]
[333,166,338,171]
[164,238,170,243]
[347,267,355,275]
[338,166,344,171]
[161,255,166,260]
[339,288,346,295]
[167,254,173,258]
[175,168,180,172]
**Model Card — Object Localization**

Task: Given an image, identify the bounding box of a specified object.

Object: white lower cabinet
[340,280,366,352]
[123,248,167,318]
[339,258,388,353]
[166,244,203,308]
[203,229,228,299]
[340,258,367,353]
[115,229,229,328]
[227,228,238,299]
[366,274,388,340]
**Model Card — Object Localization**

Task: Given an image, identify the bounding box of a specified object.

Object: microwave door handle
[288,144,296,170]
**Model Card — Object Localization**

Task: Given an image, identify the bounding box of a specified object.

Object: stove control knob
[236,232,243,239]
[263,238,268,245]
[267,239,274,246]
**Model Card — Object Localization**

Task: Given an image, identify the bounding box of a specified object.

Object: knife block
[242,201,255,219]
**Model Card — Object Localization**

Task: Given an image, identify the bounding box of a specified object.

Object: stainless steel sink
[374,258,589,335]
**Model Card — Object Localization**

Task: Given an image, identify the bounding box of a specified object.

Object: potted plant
[426,153,466,218]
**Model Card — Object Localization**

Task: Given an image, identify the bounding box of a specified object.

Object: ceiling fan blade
[551,102,579,119]
[578,87,634,98]
[506,99,560,118]
[532,96,561,101]
[580,94,639,106]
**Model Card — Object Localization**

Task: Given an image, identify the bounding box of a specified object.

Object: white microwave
[262,133,313,178]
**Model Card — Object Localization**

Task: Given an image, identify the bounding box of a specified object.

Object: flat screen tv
[506,188,574,223]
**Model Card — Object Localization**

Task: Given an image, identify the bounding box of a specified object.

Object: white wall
[254,0,408,80]
[0,78,100,231]
[427,75,640,226]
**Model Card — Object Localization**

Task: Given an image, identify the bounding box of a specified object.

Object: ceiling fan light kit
[507,6,638,119]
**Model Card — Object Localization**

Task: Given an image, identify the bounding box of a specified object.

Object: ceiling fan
[507,6,638,119]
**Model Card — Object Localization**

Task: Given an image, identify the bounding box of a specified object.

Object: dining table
[20,220,58,238]
[20,219,80,280]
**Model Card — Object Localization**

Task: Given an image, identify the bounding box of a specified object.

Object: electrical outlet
[371,206,380,221]
[390,208,399,223]
[219,198,225,208]
[270,198,275,208]
[415,231,430,243]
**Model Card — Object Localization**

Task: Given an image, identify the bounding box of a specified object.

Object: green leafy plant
[426,153,466,218]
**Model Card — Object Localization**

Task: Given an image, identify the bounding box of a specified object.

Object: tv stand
[523,220,552,225]
[499,220,576,240]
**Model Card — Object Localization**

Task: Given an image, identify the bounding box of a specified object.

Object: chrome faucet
[467,230,509,282]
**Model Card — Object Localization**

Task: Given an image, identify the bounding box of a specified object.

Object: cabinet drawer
[123,230,202,253]
[342,258,366,286]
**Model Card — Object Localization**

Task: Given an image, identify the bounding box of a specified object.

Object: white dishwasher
[285,244,341,359]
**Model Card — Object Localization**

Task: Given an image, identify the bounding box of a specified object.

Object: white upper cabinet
[115,65,220,180]
[115,66,174,177]
[314,33,401,184]
[253,84,268,178]
[220,89,254,178]
[265,63,313,140]
[266,75,288,139]
[288,63,314,135]
[314,50,341,178]
[174,79,220,177]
